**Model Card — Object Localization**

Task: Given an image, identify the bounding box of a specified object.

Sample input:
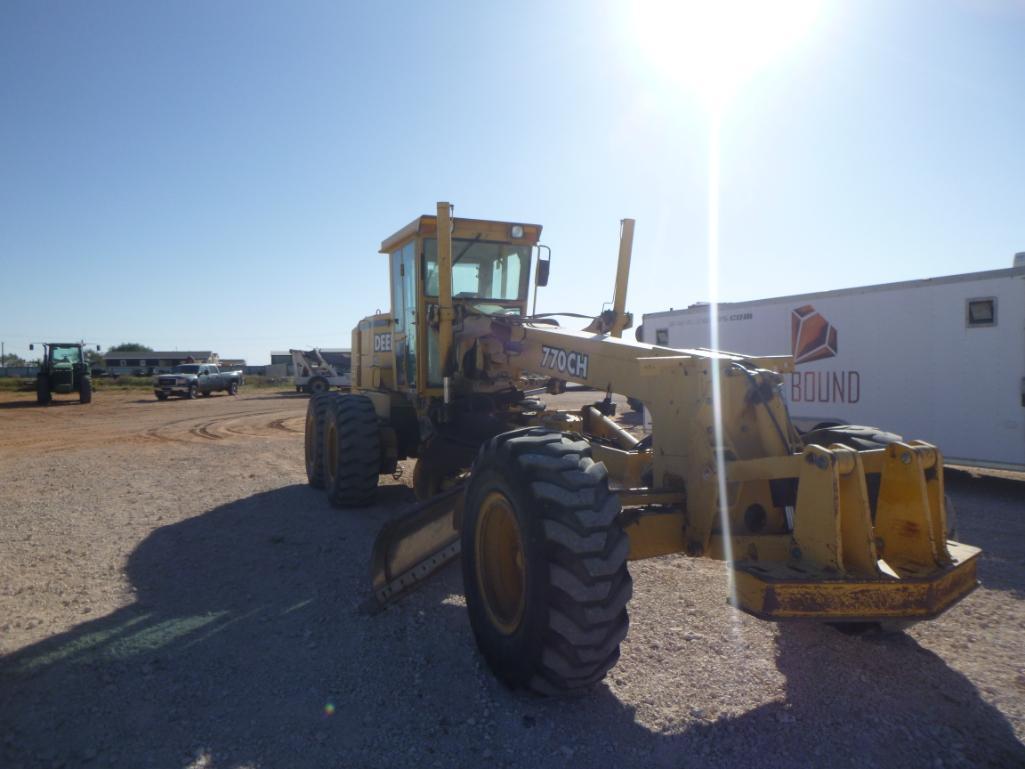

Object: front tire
[155,391,168,401]
[462,428,632,696]
[78,376,92,404]
[36,376,51,405]
[227,380,238,395]
[187,384,198,400]
[324,394,380,507]
[304,392,338,489]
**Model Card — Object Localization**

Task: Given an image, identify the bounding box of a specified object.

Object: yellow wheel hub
[475,491,526,635]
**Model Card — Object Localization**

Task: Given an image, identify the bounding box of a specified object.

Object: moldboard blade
[364,485,464,613]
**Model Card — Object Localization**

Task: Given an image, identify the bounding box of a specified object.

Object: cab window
[423,238,529,302]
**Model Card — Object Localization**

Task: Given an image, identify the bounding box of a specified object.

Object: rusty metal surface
[731,542,981,620]
[366,486,464,611]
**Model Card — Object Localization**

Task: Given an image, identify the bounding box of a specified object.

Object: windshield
[423,238,530,302]
[50,346,81,364]
[174,365,200,374]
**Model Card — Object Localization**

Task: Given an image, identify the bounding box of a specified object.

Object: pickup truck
[153,364,243,400]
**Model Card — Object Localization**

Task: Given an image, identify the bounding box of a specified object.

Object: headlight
[510,224,524,239]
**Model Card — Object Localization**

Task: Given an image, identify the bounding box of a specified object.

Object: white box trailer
[641,262,1025,470]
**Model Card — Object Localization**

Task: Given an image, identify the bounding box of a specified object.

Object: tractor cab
[377,209,542,396]
[49,344,83,367]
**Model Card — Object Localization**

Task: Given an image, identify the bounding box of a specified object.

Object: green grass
[0,378,34,392]
[0,375,294,393]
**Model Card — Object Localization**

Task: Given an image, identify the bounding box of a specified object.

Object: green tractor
[30,342,99,405]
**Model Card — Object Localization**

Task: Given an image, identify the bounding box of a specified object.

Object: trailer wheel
[462,428,632,696]
[36,376,51,405]
[309,377,329,395]
[79,376,92,404]
[324,394,380,507]
[304,392,337,489]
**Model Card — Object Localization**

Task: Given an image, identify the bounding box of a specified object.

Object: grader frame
[304,203,979,695]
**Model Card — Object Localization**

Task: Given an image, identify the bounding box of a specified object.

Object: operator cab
[379,213,543,395]
[49,345,83,365]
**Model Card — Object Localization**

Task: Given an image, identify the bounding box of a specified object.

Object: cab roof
[380,215,542,254]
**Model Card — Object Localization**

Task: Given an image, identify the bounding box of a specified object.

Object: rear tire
[462,428,632,696]
[324,394,380,507]
[36,376,51,405]
[304,392,338,489]
[79,376,92,404]
[309,377,329,396]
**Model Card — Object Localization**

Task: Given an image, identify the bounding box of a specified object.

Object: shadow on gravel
[2,484,1023,769]
[677,623,1025,769]
[0,399,85,410]
[945,470,1025,597]
[242,393,310,401]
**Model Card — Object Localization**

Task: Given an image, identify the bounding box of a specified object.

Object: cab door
[389,240,418,390]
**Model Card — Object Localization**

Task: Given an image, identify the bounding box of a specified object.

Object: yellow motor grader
[303,203,979,696]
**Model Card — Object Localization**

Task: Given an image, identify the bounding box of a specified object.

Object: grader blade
[365,485,464,612]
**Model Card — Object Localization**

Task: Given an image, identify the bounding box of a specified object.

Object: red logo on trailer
[791,305,838,364]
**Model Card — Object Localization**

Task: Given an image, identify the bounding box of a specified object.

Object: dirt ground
[1,388,1023,769]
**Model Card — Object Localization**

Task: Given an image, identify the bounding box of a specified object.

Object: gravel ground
[1,389,1023,769]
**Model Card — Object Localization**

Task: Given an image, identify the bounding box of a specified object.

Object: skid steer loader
[304,203,980,695]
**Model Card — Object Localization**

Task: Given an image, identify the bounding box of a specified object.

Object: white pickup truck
[153,364,243,400]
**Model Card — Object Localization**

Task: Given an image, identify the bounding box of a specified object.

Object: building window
[966,298,996,327]
[655,328,669,345]
[120,359,127,367]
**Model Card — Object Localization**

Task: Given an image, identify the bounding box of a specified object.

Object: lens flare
[705,104,738,607]
[630,0,823,104]
[323,701,336,717]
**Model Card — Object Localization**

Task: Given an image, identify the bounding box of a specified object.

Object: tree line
[1,343,154,369]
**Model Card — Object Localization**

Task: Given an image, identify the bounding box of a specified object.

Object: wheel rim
[324,420,338,487]
[475,491,526,635]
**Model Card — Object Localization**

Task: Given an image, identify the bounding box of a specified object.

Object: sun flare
[630,0,823,103]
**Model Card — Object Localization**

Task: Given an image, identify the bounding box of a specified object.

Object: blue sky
[2,1,1022,365]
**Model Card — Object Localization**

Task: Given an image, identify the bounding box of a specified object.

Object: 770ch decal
[540,345,589,379]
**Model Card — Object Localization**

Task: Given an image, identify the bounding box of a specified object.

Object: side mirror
[536,257,550,287]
